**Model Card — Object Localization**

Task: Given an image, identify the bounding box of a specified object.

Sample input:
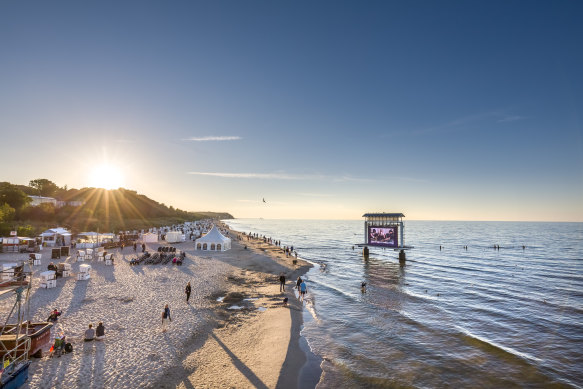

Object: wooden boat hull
[0,323,52,358]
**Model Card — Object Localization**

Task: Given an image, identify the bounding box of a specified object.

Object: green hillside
[0,180,233,236]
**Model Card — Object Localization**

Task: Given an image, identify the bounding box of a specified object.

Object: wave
[455,325,542,364]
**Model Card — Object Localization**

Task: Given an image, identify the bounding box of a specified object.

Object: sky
[0,1,582,221]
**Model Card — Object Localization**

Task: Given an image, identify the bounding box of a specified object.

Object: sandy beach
[0,226,312,388]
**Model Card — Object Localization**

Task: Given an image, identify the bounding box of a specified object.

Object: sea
[223,219,583,388]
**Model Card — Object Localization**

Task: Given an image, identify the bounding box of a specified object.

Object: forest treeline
[0,179,233,236]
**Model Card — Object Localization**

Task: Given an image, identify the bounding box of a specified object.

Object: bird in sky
[263,198,266,203]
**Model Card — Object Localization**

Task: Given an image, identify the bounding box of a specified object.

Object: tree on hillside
[0,182,30,210]
[20,202,57,222]
[0,203,16,222]
[29,178,59,197]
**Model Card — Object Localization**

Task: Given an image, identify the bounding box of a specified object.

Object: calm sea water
[224,219,583,388]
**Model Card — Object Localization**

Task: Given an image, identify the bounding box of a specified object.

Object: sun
[90,164,124,190]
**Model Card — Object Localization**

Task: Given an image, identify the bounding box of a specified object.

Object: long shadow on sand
[275,288,322,389]
[210,332,269,389]
[27,278,67,321]
[94,261,116,283]
[275,293,305,389]
[78,340,96,389]
[148,308,218,389]
[64,277,89,316]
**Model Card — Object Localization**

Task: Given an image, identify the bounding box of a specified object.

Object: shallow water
[225,219,583,388]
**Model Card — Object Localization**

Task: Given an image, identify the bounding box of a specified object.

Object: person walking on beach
[162,304,171,332]
[296,276,302,291]
[299,280,307,302]
[279,273,286,292]
[185,282,191,304]
[133,242,137,252]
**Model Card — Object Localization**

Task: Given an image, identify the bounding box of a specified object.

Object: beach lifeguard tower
[357,213,413,260]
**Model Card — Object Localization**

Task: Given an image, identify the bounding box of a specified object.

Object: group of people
[279,273,308,302]
[47,311,105,357]
[84,322,105,341]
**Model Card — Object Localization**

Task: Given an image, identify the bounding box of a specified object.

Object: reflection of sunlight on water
[303,296,321,325]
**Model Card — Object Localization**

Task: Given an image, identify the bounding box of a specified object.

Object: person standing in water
[296,276,302,291]
[185,282,191,304]
[300,280,307,302]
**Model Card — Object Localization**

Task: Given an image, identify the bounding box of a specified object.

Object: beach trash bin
[51,248,61,259]
[60,246,69,256]
[77,251,85,262]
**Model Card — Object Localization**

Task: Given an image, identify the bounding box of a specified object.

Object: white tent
[195,225,231,251]
[165,231,184,243]
[76,232,99,248]
[141,232,158,243]
[40,227,72,247]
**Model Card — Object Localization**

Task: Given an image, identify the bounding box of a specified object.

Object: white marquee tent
[195,225,231,251]
[141,232,158,243]
[40,227,72,247]
[165,231,184,243]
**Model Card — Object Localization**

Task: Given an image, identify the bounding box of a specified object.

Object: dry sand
[0,227,312,389]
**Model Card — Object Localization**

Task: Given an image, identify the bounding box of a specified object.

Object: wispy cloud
[497,115,526,123]
[187,172,314,180]
[384,111,525,137]
[186,171,422,183]
[384,112,498,137]
[182,136,242,142]
[186,171,375,182]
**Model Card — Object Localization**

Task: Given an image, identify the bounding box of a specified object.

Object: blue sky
[1,1,581,221]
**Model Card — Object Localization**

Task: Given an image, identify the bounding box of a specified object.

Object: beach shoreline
[0,224,316,388]
[163,225,317,389]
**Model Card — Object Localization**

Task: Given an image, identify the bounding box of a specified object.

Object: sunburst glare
[90,164,124,190]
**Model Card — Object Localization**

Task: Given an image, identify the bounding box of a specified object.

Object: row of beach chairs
[130,251,185,266]
[157,246,177,253]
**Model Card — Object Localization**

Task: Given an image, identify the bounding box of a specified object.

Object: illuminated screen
[367,226,398,247]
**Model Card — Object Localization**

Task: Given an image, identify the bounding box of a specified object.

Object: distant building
[28,196,84,208]
[28,196,57,207]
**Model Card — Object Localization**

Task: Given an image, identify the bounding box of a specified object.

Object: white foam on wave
[228,305,243,310]
[257,307,267,312]
[216,296,225,302]
[455,325,543,363]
